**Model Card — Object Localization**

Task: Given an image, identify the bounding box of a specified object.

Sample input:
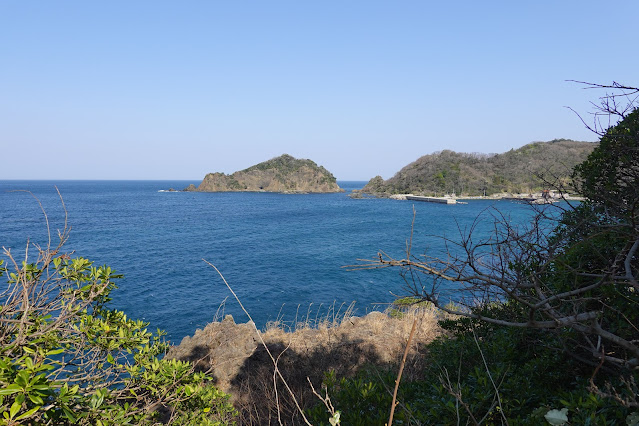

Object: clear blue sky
[1,1,637,180]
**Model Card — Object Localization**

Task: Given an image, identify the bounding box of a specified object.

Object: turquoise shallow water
[0,180,538,342]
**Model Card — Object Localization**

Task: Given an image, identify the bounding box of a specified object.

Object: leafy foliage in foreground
[307,308,635,425]
[0,242,236,425]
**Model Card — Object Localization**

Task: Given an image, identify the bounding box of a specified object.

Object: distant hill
[185,154,343,193]
[361,139,596,196]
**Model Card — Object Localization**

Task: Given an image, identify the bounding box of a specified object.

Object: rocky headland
[359,139,596,198]
[185,154,343,193]
[167,305,441,422]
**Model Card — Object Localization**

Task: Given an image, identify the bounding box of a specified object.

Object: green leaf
[28,394,43,405]
[24,357,34,370]
[63,407,77,422]
[15,371,29,388]
[184,385,194,396]
[15,406,39,421]
[0,385,22,395]
[10,401,21,418]
[31,384,50,391]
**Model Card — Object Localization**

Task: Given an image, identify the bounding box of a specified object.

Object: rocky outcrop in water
[185,154,343,193]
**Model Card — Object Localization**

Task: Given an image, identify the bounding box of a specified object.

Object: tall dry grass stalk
[203,260,313,426]
[388,317,417,426]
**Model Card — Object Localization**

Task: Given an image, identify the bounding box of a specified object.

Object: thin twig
[388,317,417,425]
[472,327,509,425]
[203,259,313,426]
[308,378,338,417]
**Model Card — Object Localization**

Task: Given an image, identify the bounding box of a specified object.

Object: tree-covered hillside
[362,139,596,196]
[186,154,342,193]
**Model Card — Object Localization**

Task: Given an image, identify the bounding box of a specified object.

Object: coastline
[379,192,585,202]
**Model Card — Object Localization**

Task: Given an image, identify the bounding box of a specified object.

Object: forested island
[361,139,595,197]
[184,154,343,193]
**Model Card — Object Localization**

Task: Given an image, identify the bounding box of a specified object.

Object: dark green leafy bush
[0,231,236,425]
[308,309,634,424]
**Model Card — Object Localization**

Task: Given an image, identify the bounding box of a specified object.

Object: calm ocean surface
[0,180,538,343]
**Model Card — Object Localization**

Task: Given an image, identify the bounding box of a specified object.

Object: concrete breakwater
[405,195,457,204]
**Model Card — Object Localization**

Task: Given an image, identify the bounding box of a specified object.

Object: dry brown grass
[261,303,440,364]
[169,302,444,425]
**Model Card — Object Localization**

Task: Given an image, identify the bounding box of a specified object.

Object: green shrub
[305,370,403,426]
[307,305,634,424]
[0,240,236,425]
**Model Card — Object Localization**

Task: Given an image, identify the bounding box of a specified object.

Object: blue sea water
[0,180,539,343]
